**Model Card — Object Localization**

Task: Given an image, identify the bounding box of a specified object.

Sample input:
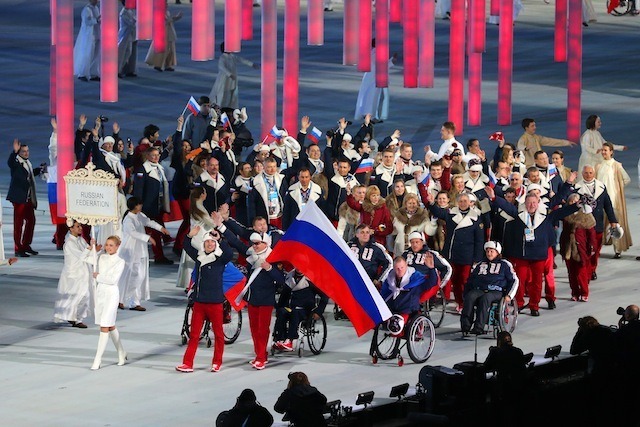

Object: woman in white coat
[53,221,95,328]
[91,235,126,370]
[118,197,170,311]
[578,115,627,174]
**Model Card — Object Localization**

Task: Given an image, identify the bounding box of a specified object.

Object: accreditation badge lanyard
[300,187,310,209]
[524,214,535,242]
[264,175,279,217]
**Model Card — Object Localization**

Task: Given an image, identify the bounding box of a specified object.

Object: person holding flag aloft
[183,96,212,148]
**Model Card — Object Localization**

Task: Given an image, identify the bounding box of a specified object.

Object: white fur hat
[484,241,502,254]
[408,231,425,242]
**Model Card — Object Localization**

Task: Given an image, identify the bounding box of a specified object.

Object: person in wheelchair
[380,255,438,333]
[273,269,328,351]
[460,241,518,335]
[402,231,452,289]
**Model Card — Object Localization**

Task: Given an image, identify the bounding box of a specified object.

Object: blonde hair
[106,235,121,246]
[365,185,381,201]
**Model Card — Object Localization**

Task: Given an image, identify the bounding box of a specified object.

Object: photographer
[274,372,327,427]
[570,316,616,379]
[216,389,273,427]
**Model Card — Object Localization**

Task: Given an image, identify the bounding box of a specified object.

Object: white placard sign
[64,162,120,225]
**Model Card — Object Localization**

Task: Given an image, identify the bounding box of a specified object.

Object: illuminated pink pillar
[137,0,152,40]
[490,0,499,15]
[358,0,372,72]
[567,0,582,142]
[100,0,118,102]
[308,0,324,45]
[390,0,402,22]
[555,0,567,62]
[242,0,253,40]
[50,0,57,116]
[448,0,465,134]
[225,0,241,52]
[343,0,358,65]
[192,0,215,61]
[418,0,434,88]
[56,0,74,217]
[470,0,485,53]
[467,53,482,126]
[403,0,418,88]
[283,0,300,134]
[497,0,513,125]
[153,0,166,53]
[125,0,136,7]
[261,0,277,138]
[376,0,389,88]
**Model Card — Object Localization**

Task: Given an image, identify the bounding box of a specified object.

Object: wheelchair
[271,311,328,357]
[607,0,635,15]
[462,296,518,338]
[421,288,446,328]
[180,299,243,347]
[370,312,436,366]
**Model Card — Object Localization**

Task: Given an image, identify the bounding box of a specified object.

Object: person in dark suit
[133,146,173,264]
[7,139,43,257]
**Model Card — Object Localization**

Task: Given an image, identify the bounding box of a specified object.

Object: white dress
[73,3,101,78]
[209,53,254,109]
[117,7,137,74]
[94,252,125,327]
[53,235,93,323]
[118,212,163,307]
[354,49,394,121]
[578,129,625,173]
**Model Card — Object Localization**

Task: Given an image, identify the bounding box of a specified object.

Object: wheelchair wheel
[223,300,242,344]
[406,315,436,364]
[306,314,328,355]
[498,298,518,334]
[181,304,192,345]
[371,323,400,360]
[424,288,446,328]
[608,0,632,15]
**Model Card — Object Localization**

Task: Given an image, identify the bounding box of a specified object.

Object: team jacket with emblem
[402,247,453,290]
[380,266,438,314]
[571,180,618,233]
[347,238,393,283]
[183,233,234,304]
[465,257,519,299]
[428,204,484,265]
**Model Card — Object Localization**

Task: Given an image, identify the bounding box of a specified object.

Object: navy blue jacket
[429,204,484,265]
[347,238,392,282]
[492,196,579,260]
[572,180,618,233]
[465,257,518,297]
[183,234,234,304]
[7,152,42,205]
[133,164,168,218]
[381,267,438,314]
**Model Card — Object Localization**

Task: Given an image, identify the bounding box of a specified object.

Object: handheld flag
[184,96,200,116]
[223,263,248,311]
[269,125,284,140]
[487,167,497,188]
[220,112,231,129]
[355,158,374,174]
[308,127,322,144]
[266,201,392,336]
[489,131,504,142]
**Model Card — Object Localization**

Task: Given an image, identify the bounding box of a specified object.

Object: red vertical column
[448,0,465,134]
[125,0,136,7]
[242,0,253,41]
[467,0,483,125]
[497,0,513,126]
[283,0,300,134]
[137,0,152,40]
[50,0,57,116]
[390,0,402,22]
[225,0,242,52]
[261,0,277,138]
[376,0,389,88]
[192,0,215,61]
[555,0,567,62]
[490,0,499,15]
[418,0,434,88]
[153,0,166,53]
[308,0,324,45]
[567,0,582,142]
[101,0,118,102]
[403,0,418,88]
[471,0,485,53]
[358,0,372,72]
[56,0,74,217]
[343,0,358,65]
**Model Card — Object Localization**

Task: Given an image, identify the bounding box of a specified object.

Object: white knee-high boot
[110,329,127,366]
[91,332,110,370]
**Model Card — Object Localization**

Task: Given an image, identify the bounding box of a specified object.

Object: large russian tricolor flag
[266,201,392,336]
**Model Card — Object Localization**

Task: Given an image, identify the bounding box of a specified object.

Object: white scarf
[246,246,272,269]
[16,154,37,207]
[101,148,126,183]
[196,241,224,265]
[309,158,324,174]
[200,170,225,191]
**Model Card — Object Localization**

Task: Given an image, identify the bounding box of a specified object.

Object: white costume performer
[53,234,93,325]
[354,48,395,122]
[118,212,163,308]
[209,52,256,109]
[488,0,524,25]
[73,1,101,80]
[578,128,625,174]
[117,5,137,75]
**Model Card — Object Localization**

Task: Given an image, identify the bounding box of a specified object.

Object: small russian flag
[220,112,230,129]
[223,263,248,311]
[489,131,504,142]
[419,171,431,185]
[269,125,283,140]
[355,158,374,174]
[487,168,497,188]
[548,164,558,178]
[308,127,322,144]
[185,96,200,116]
